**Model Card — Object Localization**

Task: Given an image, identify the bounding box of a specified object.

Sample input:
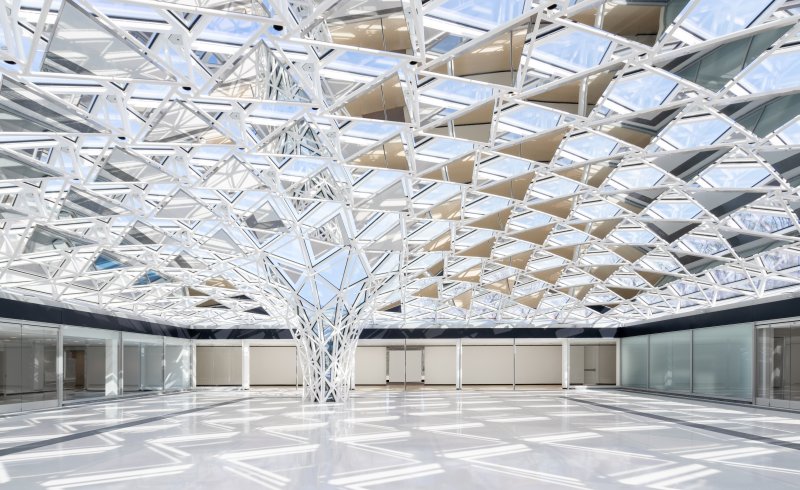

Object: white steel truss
[1,0,800,399]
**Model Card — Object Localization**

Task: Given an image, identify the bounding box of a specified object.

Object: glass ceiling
[0,0,799,329]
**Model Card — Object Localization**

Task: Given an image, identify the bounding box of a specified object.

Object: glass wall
[622,323,754,401]
[621,335,648,388]
[693,324,753,400]
[649,330,691,393]
[164,338,191,391]
[0,322,58,413]
[122,333,164,395]
[63,326,120,402]
[0,317,194,413]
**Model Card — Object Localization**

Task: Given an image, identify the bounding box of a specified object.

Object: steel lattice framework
[1,0,800,346]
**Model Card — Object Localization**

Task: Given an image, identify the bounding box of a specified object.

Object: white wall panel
[388,350,405,383]
[515,345,561,384]
[123,345,141,390]
[250,346,297,385]
[406,350,422,382]
[424,346,456,385]
[355,346,386,385]
[85,345,105,391]
[570,345,585,385]
[196,346,242,386]
[462,345,514,385]
[597,345,616,385]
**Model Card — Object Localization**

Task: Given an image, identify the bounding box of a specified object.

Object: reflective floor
[1,389,799,488]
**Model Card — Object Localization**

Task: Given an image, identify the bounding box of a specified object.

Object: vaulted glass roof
[0,0,799,329]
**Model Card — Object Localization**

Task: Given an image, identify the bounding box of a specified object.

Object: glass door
[756,324,800,410]
[0,322,59,414]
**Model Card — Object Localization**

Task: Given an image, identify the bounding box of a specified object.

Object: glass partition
[692,323,753,400]
[621,336,648,389]
[63,326,119,402]
[623,324,753,400]
[0,319,194,413]
[649,331,691,393]
[0,322,59,413]
[164,338,191,391]
[122,333,164,394]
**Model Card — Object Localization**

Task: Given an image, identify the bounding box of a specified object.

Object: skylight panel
[609,229,658,244]
[560,133,618,162]
[574,202,621,220]
[354,170,400,195]
[497,105,563,136]
[608,165,665,189]
[417,138,474,160]
[507,212,551,231]
[246,103,303,125]
[532,29,611,74]
[464,195,509,215]
[730,210,793,233]
[760,249,800,271]
[658,117,729,149]
[678,235,728,255]
[425,0,525,35]
[699,165,770,188]
[739,49,800,94]
[679,0,773,41]
[341,121,399,143]
[197,16,262,45]
[413,182,461,206]
[601,73,678,114]
[478,156,533,179]
[420,79,495,108]
[547,230,590,246]
[324,51,399,80]
[529,177,580,200]
[647,201,703,220]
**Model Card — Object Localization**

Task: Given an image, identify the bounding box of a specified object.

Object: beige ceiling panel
[585,265,620,281]
[468,207,512,231]
[531,266,565,284]
[420,154,474,184]
[548,245,578,260]
[515,290,545,308]
[429,197,462,220]
[530,196,574,219]
[609,286,640,300]
[496,249,534,270]
[422,232,451,252]
[456,238,495,257]
[451,265,482,283]
[414,283,439,298]
[609,245,650,263]
[512,223,556,245]
[587,218,623,239]
[480,171,535,200]
[452,290,473,309]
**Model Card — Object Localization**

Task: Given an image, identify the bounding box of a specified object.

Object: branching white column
[293,313,364,402]
[285,247,393,403]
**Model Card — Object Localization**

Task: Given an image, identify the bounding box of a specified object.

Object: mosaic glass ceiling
[1,0,800,329]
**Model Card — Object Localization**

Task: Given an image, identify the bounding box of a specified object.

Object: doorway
[757,324,800,409]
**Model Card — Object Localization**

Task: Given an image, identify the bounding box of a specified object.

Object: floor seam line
[0,397,246,457]
[566,396,800,451]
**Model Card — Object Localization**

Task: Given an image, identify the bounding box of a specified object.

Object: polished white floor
[1,389,800,489]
